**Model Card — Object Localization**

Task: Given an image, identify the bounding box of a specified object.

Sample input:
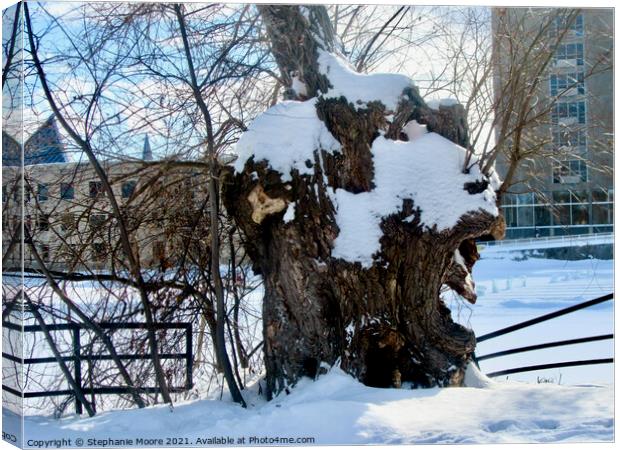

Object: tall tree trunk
[224,5,504,400]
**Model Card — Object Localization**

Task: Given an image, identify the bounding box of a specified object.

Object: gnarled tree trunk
[223,5,504,400]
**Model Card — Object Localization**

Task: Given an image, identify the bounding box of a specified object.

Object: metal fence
[474,293,613,378]
[2,294,613,413]
[2,321,193,414]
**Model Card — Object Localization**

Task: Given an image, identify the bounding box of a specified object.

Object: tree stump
[223,5,504,399]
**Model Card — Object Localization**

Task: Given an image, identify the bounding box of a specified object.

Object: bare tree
[6,3,611,413]
[5,2,270,413]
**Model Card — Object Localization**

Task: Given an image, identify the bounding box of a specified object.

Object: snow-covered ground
[468,248,613,385]
[3,366,613,446]
[2,247,614,446]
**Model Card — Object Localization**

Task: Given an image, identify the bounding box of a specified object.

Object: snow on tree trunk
[223,5,505,399]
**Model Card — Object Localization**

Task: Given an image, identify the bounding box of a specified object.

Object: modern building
[492,8,613,239]
[2,118,211,273]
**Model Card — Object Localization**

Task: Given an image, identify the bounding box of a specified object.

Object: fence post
[73,325,83,415]
[185,324,193,390]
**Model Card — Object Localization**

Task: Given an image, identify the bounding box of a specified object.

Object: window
[556,206,572,226]
[41,245,50,262]
[516,193,534,205]
[549,188,595,228]
[553,129,586,150]
[571,204,589,225]
[549,73,584,97]
[91,243,107,262]
[89,181,103,198]
[153,241,166,261]
[551,14,584,37]
[121,180,136,199]
[592,204,612,225]
[570,190,588,203]
[534,192,551,205]
[38,183,48,202]
[572,14,584,35]
[554,43,584,66]
[501,193,518,207]
[516,205,534,227]
[552,160,587,184]
[503,207,517,228]
[37,214,49,232]
[89,213,107,230]
[552,190,571,204]
[534,206,551,226]
[552,101,586,125]
[60,213,76,232]
[60,183,74,200]
[592,188,609,203]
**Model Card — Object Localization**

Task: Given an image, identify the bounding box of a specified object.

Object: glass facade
[554,42,584,66]
[501,14,612,240]
[549,73,584,96]
[501,189,613,239]
[552,159,587,184]
[552,129,586,149]
[551,101,586,125]
[551,14,584,37]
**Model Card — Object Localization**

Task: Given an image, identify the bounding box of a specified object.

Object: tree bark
[224,5,503,399]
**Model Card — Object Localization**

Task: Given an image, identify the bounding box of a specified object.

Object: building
[2,119,211,273]
[3,116,67,167]
[492,8,613,239]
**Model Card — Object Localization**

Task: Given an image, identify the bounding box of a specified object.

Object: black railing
[2,321,193,414]
[475,293,614,378]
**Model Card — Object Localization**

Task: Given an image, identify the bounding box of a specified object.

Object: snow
[427,97,459,110]
[233,99,341,181]
[7,366,612,446]
[234,52,497,268]
[449,250,614,386]
[290,75,308,97]
[453,248,475,293]
[402,119,428,141]
[317,50,412,111]
[488,166,502,190]
[332,133,498,267]
[283,202,295,223]
[463,363,493,389]
[2,245,614,445]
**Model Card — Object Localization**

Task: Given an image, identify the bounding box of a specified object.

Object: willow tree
[224,5,504,400]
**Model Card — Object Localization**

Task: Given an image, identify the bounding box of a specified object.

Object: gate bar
[477,293,613,343]
[487,358,613,377]
[477,334,613,361]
